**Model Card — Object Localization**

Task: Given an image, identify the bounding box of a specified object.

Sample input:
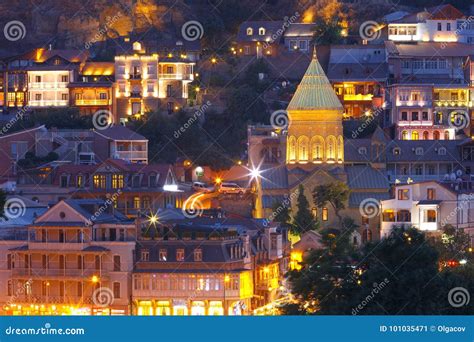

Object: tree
[271,199,291,229]
[282,221,358,314]
[313,182,350,224]
[430,225,473,268]
[293,184,318,235]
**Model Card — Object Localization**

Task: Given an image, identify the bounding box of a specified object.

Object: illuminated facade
[387,5,473,44]
[380,181,474,239]
[286,49,344,166]
[114,41,194,121]
[0,199,136,315]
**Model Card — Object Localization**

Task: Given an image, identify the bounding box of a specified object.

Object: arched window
[422,131,429,140]
[326,136,336,161]
[433,131,440,140]
[258,27,265,35]
[310,136,324,162]
[246,27,253,35]
[133,41,142,51]
[337,136,344,162]
[288,136,297,162]
[411,131,419,140]
[297,136,309,162]
[401,130,408,140]
[444,130,450,140]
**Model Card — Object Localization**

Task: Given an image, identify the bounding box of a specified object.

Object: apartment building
[380,180,474,242]
[0,199,136,315]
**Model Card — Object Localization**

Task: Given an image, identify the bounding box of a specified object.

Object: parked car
[192,181,213,193]
[218,182,246,195]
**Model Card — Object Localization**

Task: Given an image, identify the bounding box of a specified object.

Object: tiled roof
[385,41,474,57]
[262,195,286,209]
[260,165,289,190]
[348,192,390,208]
[346,166,389,189]
[287,48,343,111]
[94,125,147,141]
[385,140,461,162]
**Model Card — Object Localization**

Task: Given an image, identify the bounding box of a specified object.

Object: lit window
[311,207,318,218]
[141,250,149,262]
[159,249,167,261]
[397,189,410,200]
[113,282,121,298]
[93,174,106,189]
[382,210,395,222]
[258,27,265,35]
[411,131,419,140]
[176,249,185,261]
[194,249,202,261]
[322,208,328,221]
[427,188,436,200]
[246,27,253,35]
[424,210,437,223]
[112,174,124,189]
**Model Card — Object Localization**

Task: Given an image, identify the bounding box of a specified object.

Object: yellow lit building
[286,49,344,166]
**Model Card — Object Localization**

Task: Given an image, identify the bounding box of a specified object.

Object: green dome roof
[287,48,343,111]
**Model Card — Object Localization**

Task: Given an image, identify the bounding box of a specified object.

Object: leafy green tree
[293,184,318,235]
[313,182,350,224]
[430,225,473,266]
[271,200,291,229]
[282,222,358,314]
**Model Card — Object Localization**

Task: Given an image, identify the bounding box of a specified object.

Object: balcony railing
[113,151,148,160]
[11,295,94,304]
[342,94,374,101]
[12,268,103,278]
[29,82,68,89]
[28,100,68,107]
[159,73,192,80]
[74,99,110,106]
[434,100,472,108]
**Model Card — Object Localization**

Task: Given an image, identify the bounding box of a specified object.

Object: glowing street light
[91,275,99,284]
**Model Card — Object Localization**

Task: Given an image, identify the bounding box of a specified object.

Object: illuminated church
[286,48,344,167]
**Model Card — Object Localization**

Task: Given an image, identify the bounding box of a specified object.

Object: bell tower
[286,47,344,168]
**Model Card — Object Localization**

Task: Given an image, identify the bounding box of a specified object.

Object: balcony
[434,100,472,108]
[29,82,68,89]
[159,73,193,80]
[28,100,69,107]
[12,268,104,278]
[130,92,142,98]
[11,295,94,304]
[129,73,142,80]
[74,99,110,106]
[113,150,147,162]
[343,94,374,101]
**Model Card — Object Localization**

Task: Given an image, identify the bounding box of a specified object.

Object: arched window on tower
[311,136,324,162]
[337,136,344,162]
[288,136,297,162]
[297,136,309,162]
[326,136,336,161]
